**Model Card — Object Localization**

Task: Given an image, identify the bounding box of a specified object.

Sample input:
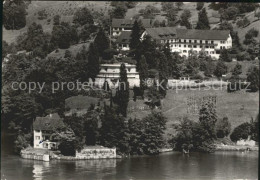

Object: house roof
[144,27,230,41]
[176,29,230,40]
[112,18,153,28]
[145,27,179,40]
[115,31,132,44]
[33,113,64,131]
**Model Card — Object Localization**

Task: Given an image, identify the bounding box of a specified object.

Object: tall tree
[130,20,141,50]
[87,43,100,81]
[196,2,204,11]
[99,106,129,153]
[180,9,192,29]
[196,8,210,30]
[73,7,94,26]
[247,66,259,92]
[115,64,129,117]
[110,5,127,19]
[93,28,110,56]
[138,55,149,89]
[3,0,27,30]
[219,49,231,62]
[214,60,227,78]
[158,53,168,97]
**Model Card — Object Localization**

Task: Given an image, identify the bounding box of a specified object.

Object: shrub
[230,122,251,142]
[215,117,231,138]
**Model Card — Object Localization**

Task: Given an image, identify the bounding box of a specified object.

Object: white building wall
[113,27,132,37]
[34,130,43,148]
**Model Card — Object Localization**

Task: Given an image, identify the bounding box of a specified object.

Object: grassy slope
[3,1,111,44]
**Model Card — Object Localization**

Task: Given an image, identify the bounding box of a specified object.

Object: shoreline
[20,145,259,161]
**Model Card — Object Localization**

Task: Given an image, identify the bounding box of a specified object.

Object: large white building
[95,63,140,88]
[141,27,232,59]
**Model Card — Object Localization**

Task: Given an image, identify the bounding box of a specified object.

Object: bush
[230,122,251,142]
[102,48,117,60]
[215,117,231,138]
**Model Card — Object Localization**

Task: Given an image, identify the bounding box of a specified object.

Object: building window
[220,46,222,49]
[175,45,177,47]
[206,46,209,48]
[205,40,208,44]
[179,45,181,47]
[200,45,203,48]
[184,45,186,47]
[188,45,192,48]
[183,50,187,53]
[189,40,191,43]
[184,40,186,43]
[200,40,202,44]
[211,41,214,44]
[194,40,197,43]
[210,46,214,48]
[179,39,181,42]
[193,45,197,48]
[35,136,40,140]
[211,51,215,54]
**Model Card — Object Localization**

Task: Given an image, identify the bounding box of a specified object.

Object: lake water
[1,133,258,180]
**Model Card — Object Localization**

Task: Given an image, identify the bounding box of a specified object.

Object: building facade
[115,31,131,51]
[95,63,140,88]
[141,27,232,59]
[112,18,153,37]
[33,113,64,150]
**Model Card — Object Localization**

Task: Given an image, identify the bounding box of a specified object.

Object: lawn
[127,88,259,137]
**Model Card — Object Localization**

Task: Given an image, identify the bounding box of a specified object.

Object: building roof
[112,18,153,28]
[33,113,64,131]
[176,29,230,40]
[144,27,230,41]
[115,31,132,44]
[145,27,179,40]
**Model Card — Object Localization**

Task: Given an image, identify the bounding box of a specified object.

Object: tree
[180,9,192,29]
[227,75,241,93]
[175,2,184,10]
[84,107,100,145]
[138,55,149,90]
[215,117,231,138]
[51,22,79,49]
[64,50,72,58]
[115,64,129,117]
[196,8,210,30]
[99,106,129,154]
[110,5,127,19]
[196,2,204,11]
[3,0,27,30]
[52,128,79,156]
[158,53,168,97]
[139,5,160,19]
[192,101,217,152]
[73,7,94,26]
[219,49,231,62]
[232,63,242,76]
[214,60,227,78]
[230,122,251,142]
[93,28,110,56]
[172,117,195,153]
[130,20,141,50]
[80,24,97,42]
[87,43,100,81]
[247,66,259,92]
[53,14,60,25]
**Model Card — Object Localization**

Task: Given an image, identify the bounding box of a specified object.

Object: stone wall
[76,147,116,159]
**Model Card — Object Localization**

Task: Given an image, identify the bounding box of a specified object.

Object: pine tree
[196,8,210,30]
[232,63,242,76]
[94,28,110,56]
[138,55,149,89]
[115,63,129,117]
[130,20,141,50]
[158,53,168,97]
[247,66,259,92]
[87,43,100,81]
